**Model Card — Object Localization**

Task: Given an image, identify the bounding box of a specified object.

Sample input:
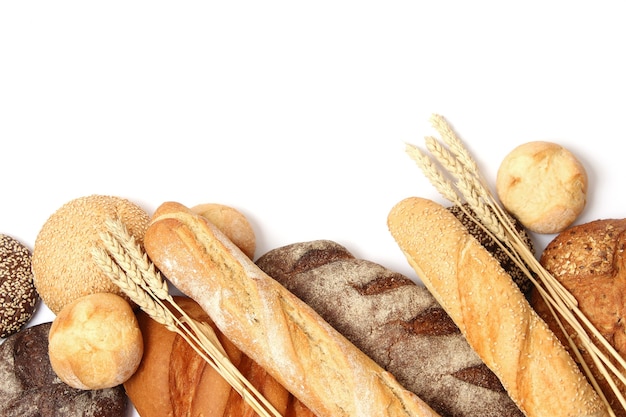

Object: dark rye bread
[0,322,127,417]
[447,204,535,297]
[256,240,524,417]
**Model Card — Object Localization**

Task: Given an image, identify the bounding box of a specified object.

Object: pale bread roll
[496,141,587,234]
[387,196,608,417]
[191,203,256,260]
[143,201,441,417]
[48,292,144,390]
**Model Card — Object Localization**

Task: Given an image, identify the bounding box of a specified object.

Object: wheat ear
[405,114,626,416]
[92,217,283,417]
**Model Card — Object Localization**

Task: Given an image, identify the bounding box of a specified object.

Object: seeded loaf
[256,239,524,417]
[532,218,626,416]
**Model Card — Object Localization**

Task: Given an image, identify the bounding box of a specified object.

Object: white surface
[2,2,626,416]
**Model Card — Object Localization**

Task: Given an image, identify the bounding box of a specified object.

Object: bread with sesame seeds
[387,197,608,417]
[0,234,39,338]
[532,218,626,417]
[31,195,150,314]
[255,239,524,417]
[143,201,442,417]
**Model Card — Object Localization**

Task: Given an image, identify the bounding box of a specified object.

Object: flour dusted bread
[48,292,144,390]
[143,201,441,417]
[532,218,626,416]
[388,196,608,417]
[256,239,523,417]
[125,296,315,417]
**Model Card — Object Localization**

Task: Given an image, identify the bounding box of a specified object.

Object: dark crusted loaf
[0,322,127,417]
[256,240,524,417]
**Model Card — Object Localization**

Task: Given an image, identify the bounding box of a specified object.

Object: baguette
[387,196,608,417]
[124,296,314,417]
[143,201,441,417]
[256,239,524,417]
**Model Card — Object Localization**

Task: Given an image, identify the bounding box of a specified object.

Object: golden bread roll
[124,296,315,417]
[387,196,608,417]
[532,218,626,416]
[48,292,143,390]
[191,203,256,260]
[142,201,441,417]
[32,194,150,313]
[496,141,587,234]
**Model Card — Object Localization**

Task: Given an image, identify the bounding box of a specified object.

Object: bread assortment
[387,197,607,417]
[256,239,523,417]
[532,218,626,416]
[2,124,623,417]
[142,201,441,417]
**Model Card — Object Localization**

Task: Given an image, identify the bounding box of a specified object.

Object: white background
[2,2,626,416]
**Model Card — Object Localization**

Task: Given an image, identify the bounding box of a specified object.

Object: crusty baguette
[256,239,524,417]
[125,296,314,417]
[387,196,608,417]
[143,201,441,417]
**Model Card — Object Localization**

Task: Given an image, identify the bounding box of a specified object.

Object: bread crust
[387,197,608,417]
[533,218,626,416]
[143,201,441,417]
[256,239,524,417]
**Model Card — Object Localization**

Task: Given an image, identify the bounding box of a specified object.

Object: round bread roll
[496,141,588,234]
[191,203,256,259]
[531,218,626,416]
[32,194,150,314]
[0,322,127,417]
[48,292,144,390]
[0,234,39,338]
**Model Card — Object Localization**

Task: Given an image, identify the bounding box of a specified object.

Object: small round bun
[0,234,39,338]
[191,203,256,259]
[496,141,588,234]
[48,292,144,390]
[32,194,150,314]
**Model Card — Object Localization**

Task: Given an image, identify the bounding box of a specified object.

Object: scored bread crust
[387,197,608,417]
[143,201,441,417]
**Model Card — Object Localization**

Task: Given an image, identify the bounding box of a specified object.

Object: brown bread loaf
[256,239,523,417]
[532,218,626,417]
[0,322,127,417]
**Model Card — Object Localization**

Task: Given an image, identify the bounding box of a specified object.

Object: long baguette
[143,201,441,417]
[387,196,608,417]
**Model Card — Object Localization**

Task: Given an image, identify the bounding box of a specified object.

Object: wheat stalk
[91,217,283,417]
[406,114,626,416]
